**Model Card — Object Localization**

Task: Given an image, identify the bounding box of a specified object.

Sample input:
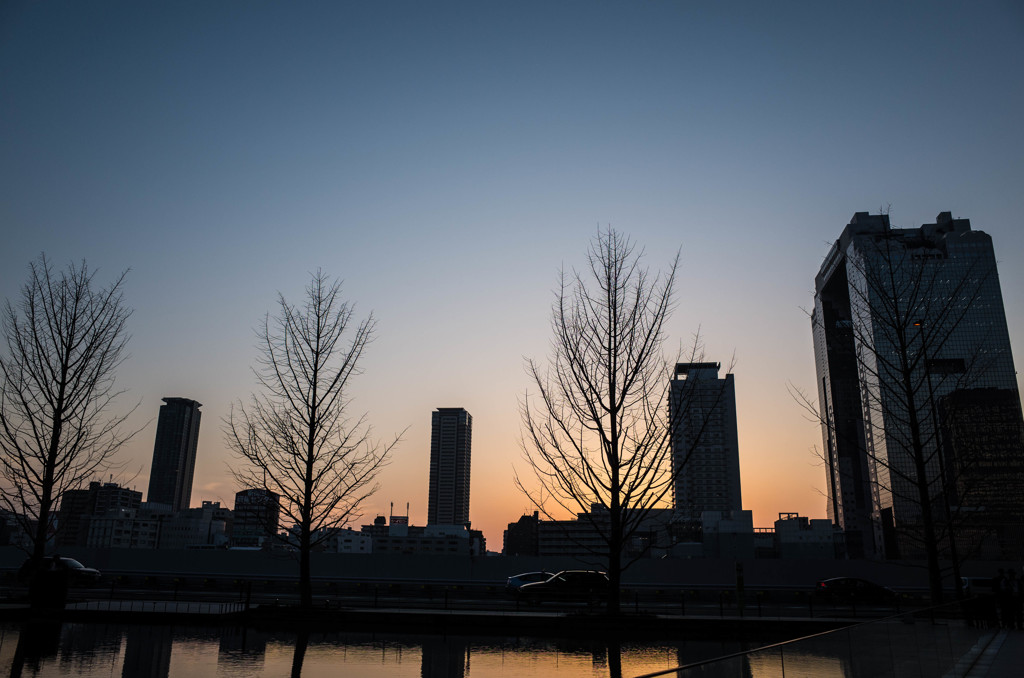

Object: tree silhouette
[226,270,399,608]
[0,255,136,565]
[517,228,717,615]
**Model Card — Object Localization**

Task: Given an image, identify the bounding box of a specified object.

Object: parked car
[960,576,994,597]
[18,556,102,587]
[814,577,896,604]
[505,571,554,594]
[517,570,609,604]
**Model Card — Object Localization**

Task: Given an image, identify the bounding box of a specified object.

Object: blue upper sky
[2,1,1022,544]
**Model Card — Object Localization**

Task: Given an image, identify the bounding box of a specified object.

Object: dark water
[0,621,764,678]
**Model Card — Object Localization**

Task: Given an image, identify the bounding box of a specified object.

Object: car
[814,577,897,604]
[517,570,610,604]
[505,571,554,594]
[18,556,102,587]
[960,576,994,596]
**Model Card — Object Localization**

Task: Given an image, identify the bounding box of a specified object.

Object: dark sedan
[505,571,554,594]
[18,556,102,587]
[517,570,610,604]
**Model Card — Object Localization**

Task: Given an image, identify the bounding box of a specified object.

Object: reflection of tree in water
[666,638,756,678]
[8,620,61,678]
[606,640,622,678]
[57,623,122,675]
[122,625,173,678]
[8,621,131,678]
[454,635,626,678]
[420,636,467,678]
[290,628,308,678]
[219,625,268,667]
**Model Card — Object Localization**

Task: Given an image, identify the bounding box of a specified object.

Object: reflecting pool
[0,622,762,678]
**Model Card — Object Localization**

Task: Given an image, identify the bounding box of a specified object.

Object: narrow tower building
[427,407,472,527]
[146,397,202,512]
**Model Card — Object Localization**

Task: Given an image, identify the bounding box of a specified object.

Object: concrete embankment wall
[0,546,998,590]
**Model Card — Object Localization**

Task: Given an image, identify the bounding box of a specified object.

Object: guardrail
[631,600,994,678]
[68,600,247,615]
[1,575,930,620]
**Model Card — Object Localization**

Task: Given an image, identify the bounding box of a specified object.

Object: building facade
[146,397,202,512]
[56,481,142,548]
[669,363,742,519]
[427,407,472,527]
[157,500,231,549]
[503,511,540,556]
[360,514,485,555]
[231,488,281,549]
[85,508,161,549]
[938,388,1024,559]
[812,211,1021,559]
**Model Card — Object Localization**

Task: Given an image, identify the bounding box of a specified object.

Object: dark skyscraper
[812,212,1020,559]
[669,362,742,519]
[146,397,201,512]
[427,407,472,527]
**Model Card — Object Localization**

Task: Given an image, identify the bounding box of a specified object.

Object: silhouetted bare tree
[517,228,711,615]
[0,255,136,564]
[226,271,398,608]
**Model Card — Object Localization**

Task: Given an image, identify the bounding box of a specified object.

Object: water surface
[0,622,758,677]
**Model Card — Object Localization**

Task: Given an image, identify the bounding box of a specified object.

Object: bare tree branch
[0,254,138,562]
[224,270,401,608]
[516,228,721,615]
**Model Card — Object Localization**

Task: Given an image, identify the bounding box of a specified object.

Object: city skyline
[2,2,1023,547]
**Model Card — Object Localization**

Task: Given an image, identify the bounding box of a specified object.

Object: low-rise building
[773,513,837,559]
[535,505,677,559]
[85,508,161,549]
[157,501,231,550]
[701,510,754,559]
[360,514,485,555]
[56,481,142,548]
[503,511,539,556]
[318,526,372,554]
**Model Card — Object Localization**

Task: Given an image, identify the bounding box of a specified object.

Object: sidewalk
[965,629,1024,677]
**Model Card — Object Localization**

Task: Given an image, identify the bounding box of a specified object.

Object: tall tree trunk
[904,372,943,604]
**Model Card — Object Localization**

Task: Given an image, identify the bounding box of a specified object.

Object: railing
[632,600,996,678]
[69,600,247,615]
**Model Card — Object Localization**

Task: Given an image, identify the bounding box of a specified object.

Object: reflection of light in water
[746,650,845,678]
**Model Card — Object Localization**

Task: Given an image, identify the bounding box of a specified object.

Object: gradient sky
[2,1,1022,548]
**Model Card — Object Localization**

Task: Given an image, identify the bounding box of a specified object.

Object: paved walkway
[965,629,1024,677]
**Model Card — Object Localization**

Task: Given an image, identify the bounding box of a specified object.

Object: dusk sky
[2,1,1022,547]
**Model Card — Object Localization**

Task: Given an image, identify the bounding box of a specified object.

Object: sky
[2,1,1022,549]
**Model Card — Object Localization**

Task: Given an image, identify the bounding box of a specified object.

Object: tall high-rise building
[812,211,1021,559]
[669,362,742,519]
[146,397,202,513]
[427,407,472,527]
